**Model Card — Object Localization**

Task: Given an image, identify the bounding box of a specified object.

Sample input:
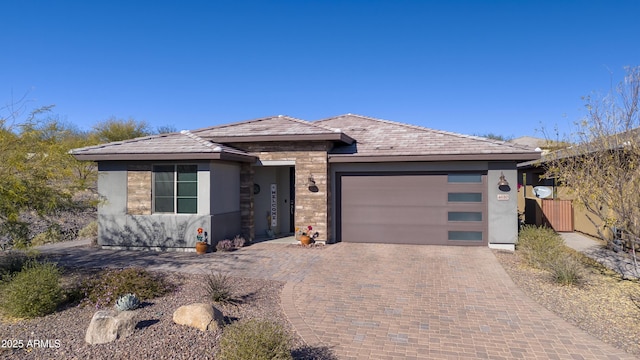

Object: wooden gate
[541,199,574,232]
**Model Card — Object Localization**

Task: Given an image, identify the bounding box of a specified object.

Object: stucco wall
[211,162,240,214]
[210,161,242,242]
[96,161,241,249]
[98,214,212,249]
[519,169,608,239]
[487,164,518,248]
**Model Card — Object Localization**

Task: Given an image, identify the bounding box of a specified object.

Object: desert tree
[90,116,153,143]
[477,133,512,141]
[156,124,178,134]
[544,66,640,276]
[0,102,95,248]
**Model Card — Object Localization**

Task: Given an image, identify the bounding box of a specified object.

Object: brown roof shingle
[316,114,540,162]
[70,131,255,162]
[191,115,354,144]
[70,114,540,163]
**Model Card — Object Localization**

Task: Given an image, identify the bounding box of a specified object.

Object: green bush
[78,220,98,239]
[217,319,292,360]
[30,228,63,246]
[517,225,565,269]
[0,251,30,281]
[80,267,172,308]
[205,272,234,303]
[0,261,63,318]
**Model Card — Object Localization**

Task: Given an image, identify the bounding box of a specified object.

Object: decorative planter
[299,235,312,246]
[195,242,208,254]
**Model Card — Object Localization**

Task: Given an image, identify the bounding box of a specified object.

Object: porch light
[307,174,316,187]
[498,172,511,192]
[308,174,319,192]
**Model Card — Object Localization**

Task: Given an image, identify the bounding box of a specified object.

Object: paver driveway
[41,241,635,359]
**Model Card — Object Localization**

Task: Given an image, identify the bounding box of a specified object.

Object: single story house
[71,114,540,250]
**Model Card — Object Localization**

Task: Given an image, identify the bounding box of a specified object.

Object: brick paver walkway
[40,241,637,359]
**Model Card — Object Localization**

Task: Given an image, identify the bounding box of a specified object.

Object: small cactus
[115,293,140,311]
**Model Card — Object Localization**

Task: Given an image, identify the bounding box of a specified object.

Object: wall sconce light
[498,172,511,192]
[308,174,319,193]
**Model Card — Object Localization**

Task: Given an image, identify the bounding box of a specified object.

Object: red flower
[197,228,203,234]
[307,225,313,232]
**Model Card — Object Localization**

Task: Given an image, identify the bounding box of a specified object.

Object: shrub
[216,239,234,252]
[0,261,63,318]
[517,225,564,269]
[78,220,98,239]
[81,267,172,308]
[217,319,292,360]
[0,251,30,281]
[232,235,246,248]
[548,254,583,285]
[217,235,246,252]
[30,227,63,246]
[205,272,234,303]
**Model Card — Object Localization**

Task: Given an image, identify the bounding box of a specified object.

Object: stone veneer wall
[239,162,255,240]
[126,164,152,215]
[232,142,331,242]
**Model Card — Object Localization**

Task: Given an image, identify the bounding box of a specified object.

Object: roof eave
[328,152,541,163]
[72,152,257,162]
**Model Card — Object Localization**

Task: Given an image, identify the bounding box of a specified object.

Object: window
[448,173,482,183]
[448,231,483,241]
[448,193,482,202]
[448,212,482,221]
[153,165,197,214]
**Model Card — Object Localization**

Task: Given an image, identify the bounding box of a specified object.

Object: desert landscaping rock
[0,273,296,360]
[85,309,136,345]
[172,303,224,332]
[5,240,638,359]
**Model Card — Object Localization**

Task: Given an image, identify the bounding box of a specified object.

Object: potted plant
[195,227,208,254]
[297,225,319,245]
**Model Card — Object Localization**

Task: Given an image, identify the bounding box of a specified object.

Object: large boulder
[173,303,224,331]
[85,310,136,345]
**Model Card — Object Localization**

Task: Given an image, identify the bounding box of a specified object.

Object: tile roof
[70,114,540,162]
[70,131,254,161]
[191,115,353,143]
[315,114,540,161]
[519,126,640,168]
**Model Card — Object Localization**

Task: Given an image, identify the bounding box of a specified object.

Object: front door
[253,165,295,239]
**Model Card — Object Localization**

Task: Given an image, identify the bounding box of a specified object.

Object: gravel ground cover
[2,247,639,359]
[0,270,312,360]
[493,250,640,357]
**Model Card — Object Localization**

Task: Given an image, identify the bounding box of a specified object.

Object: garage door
[338,173,487,245]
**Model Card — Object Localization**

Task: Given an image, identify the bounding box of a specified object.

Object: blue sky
[2,0,639,139]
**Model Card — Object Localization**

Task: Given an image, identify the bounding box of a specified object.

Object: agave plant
[115,293,140,311]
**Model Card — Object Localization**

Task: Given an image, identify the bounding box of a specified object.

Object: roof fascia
[328,153,541,163]
[72,152,256,162]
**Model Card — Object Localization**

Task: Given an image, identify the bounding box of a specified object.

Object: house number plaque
[497,194,510,201]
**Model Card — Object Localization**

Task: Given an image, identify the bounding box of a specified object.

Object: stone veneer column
[231,142,331,242]
[293,151,329,242]
[239,163,255,240]
[126,164,152,215]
